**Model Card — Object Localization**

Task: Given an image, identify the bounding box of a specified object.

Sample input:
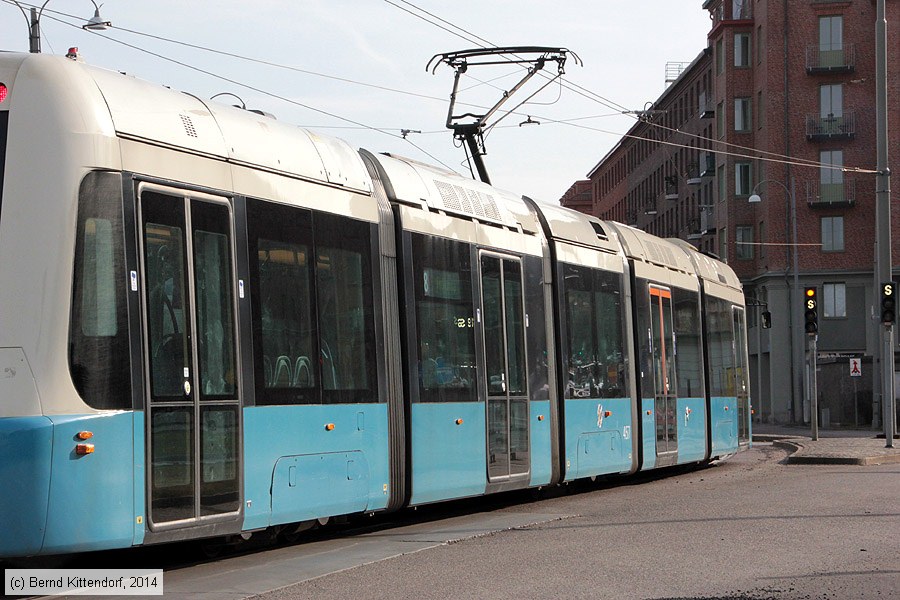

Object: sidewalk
[752,423,900,465]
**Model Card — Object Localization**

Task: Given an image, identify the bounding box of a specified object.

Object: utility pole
[875,0,894,447]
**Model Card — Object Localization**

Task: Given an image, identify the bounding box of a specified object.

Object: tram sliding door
[649,286,678,464]
[480,253,529,481]
[139,188,241,529]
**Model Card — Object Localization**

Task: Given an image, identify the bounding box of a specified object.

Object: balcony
[806,112,855,141]
[732,0,752,20]
[806,179,856,207]
[664,176,679,200]
[700,205,716,234]
[806,44,855,74]
[700,152,716,178]
[707,0,752,29]
[699,91,715,119]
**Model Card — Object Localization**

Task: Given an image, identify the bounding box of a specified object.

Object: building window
[735,162,752,196]
[821,216,844,252]
[735,97,751,131]
[820,83,843,118]
[735,33,750,67]
[736,225,754,259]
[820,150,844,203]
[716,38,724,74]
[823,282,846,318]
[719,229,728,263]
[819,15,843,51]
[819,15,844,68]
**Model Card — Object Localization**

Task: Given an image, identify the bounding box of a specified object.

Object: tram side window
[412,234,476,402]
[705,296,736,396]
[191,202,237,399]
[70,171,131,409]
[248,199,376,405]
[674,289,704,398]
[314,212,376,403]
[523,255,550,401]
[562,264,627,399]
[248,200,317,405]
[634,278,655,400]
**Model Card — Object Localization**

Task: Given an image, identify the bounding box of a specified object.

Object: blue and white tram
[0,52,750,559]
[670,239,753,454]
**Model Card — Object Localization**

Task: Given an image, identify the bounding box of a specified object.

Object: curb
[771,439,900,466]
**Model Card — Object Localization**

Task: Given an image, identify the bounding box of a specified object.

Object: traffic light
[881,281,897,325]
[804,287,818,334]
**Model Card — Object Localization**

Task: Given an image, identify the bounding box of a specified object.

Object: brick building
[563,0,900,427]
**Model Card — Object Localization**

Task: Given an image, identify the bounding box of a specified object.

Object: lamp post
[875,0,894,447]
[10,0,111,54]
[749,178,802,426]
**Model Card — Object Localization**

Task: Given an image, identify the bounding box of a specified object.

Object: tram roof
[527,200,622,254]
[363,151,536,233]
[603,221,695,275]
[667,238,743,293]
[7,53,373,193]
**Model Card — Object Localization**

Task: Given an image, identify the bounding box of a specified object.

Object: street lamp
[748,178,802,426]
[10,0,111,54]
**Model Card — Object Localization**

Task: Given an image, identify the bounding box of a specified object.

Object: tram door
[480,253,529,481]
[733,306,751,445]
[649,286,678,460]
[139,188,242,528]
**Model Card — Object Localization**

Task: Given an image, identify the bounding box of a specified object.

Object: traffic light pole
[883,327,894,446]
[808,334,818,441]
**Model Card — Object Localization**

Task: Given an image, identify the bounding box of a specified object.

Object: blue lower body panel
[675,397,707,464]
[409,402,486,505]
[41,413,137,555]
[564,397,632,481]
[641,398,656,470]
[242,404,389,531]
[0,412,140,557]
[0,416,53,557]
[529,400,552,487]
[710,396,738,457]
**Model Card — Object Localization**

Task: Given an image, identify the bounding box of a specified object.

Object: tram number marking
[623,425,631,440]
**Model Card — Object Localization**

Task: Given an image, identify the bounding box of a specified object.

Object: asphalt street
[8,442,897,599]
[264,443,900,600]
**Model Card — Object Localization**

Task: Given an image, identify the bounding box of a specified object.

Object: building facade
[564,0,900,427]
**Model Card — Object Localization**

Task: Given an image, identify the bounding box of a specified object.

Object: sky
[0,0,711,203]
